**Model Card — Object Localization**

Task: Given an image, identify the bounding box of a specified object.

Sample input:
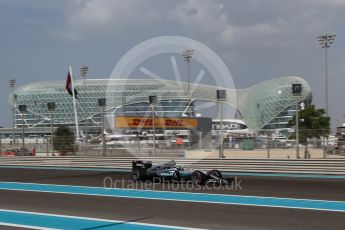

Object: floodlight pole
[182,49,194,115]
[47,102,56,156]
[217,90,226,158]
[152,106,156,156]
[9,79,16,146]
[18,105,27,150]
[98,98,106,157]
[79,66,89,85]
[21,114,25,149]
[101,108,106,156]
[219,101,224,158]
[80,66,89,155]
[292,84,302,159]
[149,96,157,156]
[50,112,54,155]
[295,100,300,159]
[267,132,270,159]
[317,33,335,116]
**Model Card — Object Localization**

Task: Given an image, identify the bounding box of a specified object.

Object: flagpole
[69,66,80,141]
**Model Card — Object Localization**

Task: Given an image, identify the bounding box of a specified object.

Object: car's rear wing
[132,160,152,170]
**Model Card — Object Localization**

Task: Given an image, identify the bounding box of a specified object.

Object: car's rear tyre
[209,170,222,179]
[131,169,143,181]
[191,170,206,185]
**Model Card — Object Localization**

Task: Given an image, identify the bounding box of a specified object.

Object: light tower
[98,98,106,156]
[182,49,194,113]
[18,104,27,150]
[292,83,302,159]
[8,79,16,145]
[47,102,56,156]
[149,96,157,156]
[80,66,89,154]
[317,33,335,116]
[79,66,89,83]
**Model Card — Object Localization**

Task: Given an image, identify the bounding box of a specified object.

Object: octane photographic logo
[106,36,236,161]
[103,177,243,191]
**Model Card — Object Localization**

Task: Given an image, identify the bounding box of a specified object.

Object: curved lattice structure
[236,76,311,130]
[11,76,311,131]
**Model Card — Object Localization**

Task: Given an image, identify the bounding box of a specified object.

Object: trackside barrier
[1,157,345,175]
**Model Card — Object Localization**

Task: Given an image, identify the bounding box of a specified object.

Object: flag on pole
[65,71,78,98]
[66,66,80,141]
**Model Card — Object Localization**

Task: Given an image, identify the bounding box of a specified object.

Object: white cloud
[168,0,236,44]
[55,0,345,47]
[57,0,161,40]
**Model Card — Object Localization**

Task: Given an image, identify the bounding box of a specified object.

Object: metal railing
[1,156,345,175]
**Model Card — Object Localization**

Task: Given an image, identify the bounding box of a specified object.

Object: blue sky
[1,0,345,128]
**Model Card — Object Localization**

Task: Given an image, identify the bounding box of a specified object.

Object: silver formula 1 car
[131,160,227,185]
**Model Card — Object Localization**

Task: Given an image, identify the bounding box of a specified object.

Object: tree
[53,125,75,155]
[289,105,330,157]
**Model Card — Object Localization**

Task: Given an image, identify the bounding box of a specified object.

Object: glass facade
[262,92,312,135]
[237,76,312,130]
[10,76,311,133]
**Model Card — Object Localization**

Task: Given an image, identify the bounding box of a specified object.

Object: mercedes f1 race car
[131,160,227,185]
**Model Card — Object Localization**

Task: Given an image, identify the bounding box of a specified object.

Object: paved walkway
[185,148,345,159]
[30,148,345,159]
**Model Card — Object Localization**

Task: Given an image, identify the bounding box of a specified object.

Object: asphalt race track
[0,167,345,229]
